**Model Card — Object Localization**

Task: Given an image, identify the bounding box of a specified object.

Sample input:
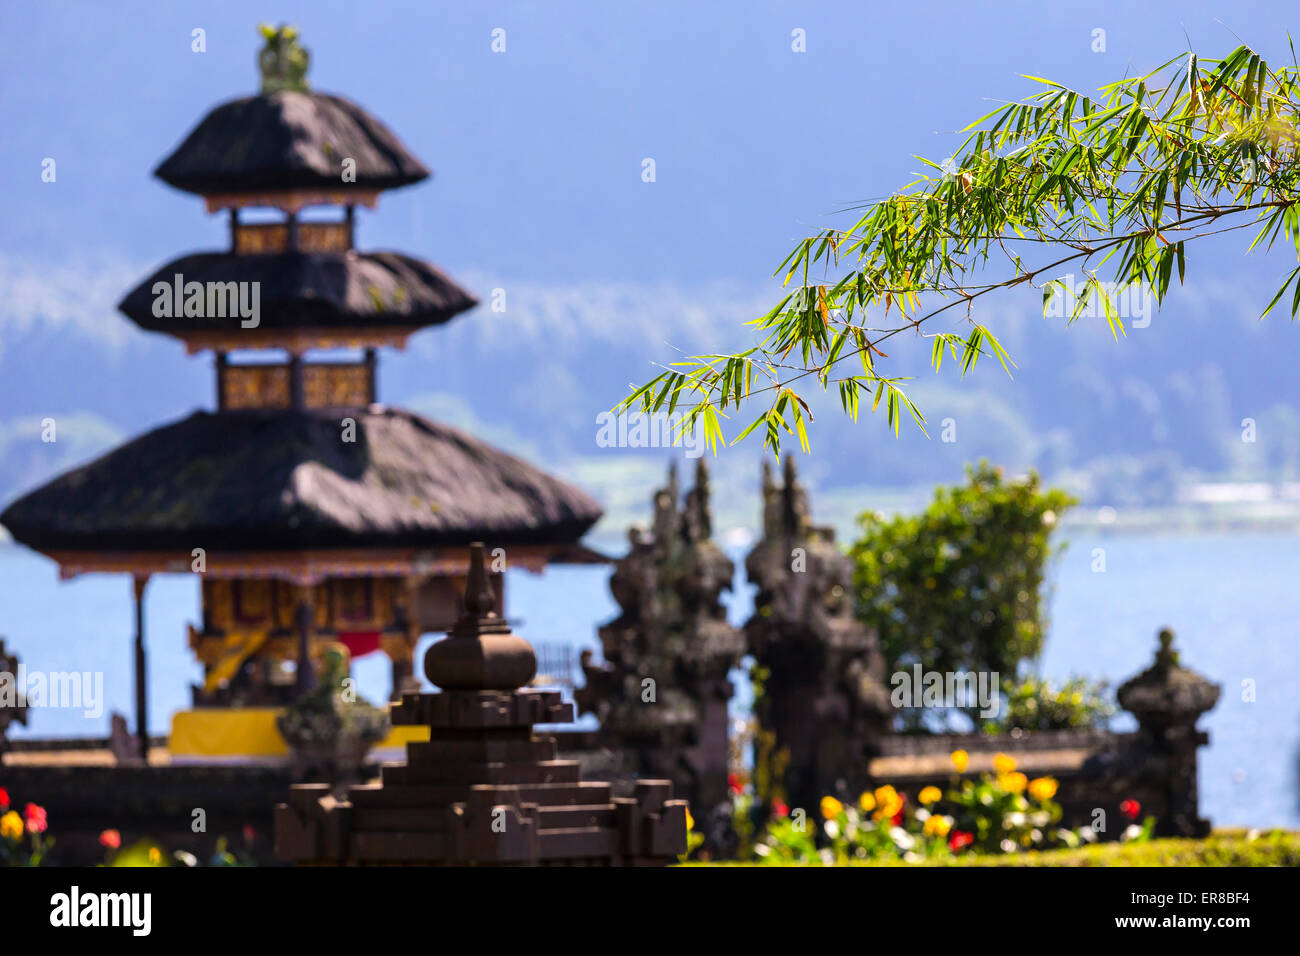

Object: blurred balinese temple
[574,461,744,819]
[0,26,603,765]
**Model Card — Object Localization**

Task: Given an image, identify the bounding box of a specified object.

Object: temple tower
[0,27,603,760]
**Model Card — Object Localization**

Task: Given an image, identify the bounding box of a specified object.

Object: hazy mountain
[3,253,1299,551]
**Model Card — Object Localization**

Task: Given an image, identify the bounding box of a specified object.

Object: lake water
[1,531,1297,829]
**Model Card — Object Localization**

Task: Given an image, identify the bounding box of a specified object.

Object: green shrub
[850,461,1076,730]
[985,676,1115,733]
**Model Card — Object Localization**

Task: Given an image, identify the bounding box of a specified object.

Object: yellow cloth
[169,708,428,758]
[202,631,270,694]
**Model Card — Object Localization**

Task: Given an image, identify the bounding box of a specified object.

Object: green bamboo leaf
[1261,265,1300,319]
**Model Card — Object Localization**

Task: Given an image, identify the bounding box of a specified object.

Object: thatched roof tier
[154,91,430,197]
[0,408,603,554]
[118,250,477,337]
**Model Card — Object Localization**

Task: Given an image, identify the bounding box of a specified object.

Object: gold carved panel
[222,365,291,410]
[221,363,369,410]
[304,364,370,408]
[234,222,350,255]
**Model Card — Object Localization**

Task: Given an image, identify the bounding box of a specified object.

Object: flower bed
[683,830,1300,867]
[693,750,1159,864]
[0,787,50,866]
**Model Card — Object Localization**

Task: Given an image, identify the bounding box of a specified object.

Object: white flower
[891,827,916,850]
[1000,839,1017,854]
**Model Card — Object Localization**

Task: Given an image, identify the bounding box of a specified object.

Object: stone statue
[1116,628,1221,836]
[578,460,746,814]
[276,642,388,786]
[744,457,891,815]
[0,638,28,757]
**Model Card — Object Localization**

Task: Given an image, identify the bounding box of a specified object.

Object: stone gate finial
[423,543,535,690]
[1117,627,1218,732]
[1115,627,1220,837]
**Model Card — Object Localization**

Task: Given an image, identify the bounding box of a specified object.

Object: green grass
[682,830,1300,867]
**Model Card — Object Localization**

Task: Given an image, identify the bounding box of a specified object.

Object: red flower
[771,800,789,818]
[948,829,974,852]
[24,803,47,834]
[243,823,257,843]
[1120,799,1141,820]
[891,792,907,825]
[0,787,8,810]
[99,829,121,850]
[727,773,742,795]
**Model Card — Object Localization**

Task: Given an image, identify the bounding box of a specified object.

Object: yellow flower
[1028,777,1058,802]
[998,771,1028,795]
[685,808,695,831]
[923,814,952,838]
[820,796,844,819]
[0,811,22,841]
[918,786,942,806]
[993,752,1017,774]
[950,749,969,773]
[858,791,876,813]
[872,785,904,821]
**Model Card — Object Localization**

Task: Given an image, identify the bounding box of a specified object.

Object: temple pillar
[364,347,377,404]
[215,351,228,411]
[294,587,315,695]
[386,575,426,700]
[382,633,417,701]
[289,351,305,409]
[131,574,150,761]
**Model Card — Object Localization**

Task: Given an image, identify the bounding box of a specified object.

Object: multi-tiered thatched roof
[155,90,430,196]
[118,251,477,334]
[0,408,602,552]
